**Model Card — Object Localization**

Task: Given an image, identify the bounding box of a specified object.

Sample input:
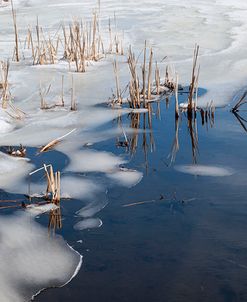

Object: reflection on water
[233,111,247,133]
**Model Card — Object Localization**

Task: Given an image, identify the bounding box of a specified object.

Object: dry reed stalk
[39,83,51,109]
[155,61,160,95]
[188,44,199,118]
[128,47,141,108]
[40,128,76,153]
[175,74,179,119]
[113,59,122,104]
[61,75,64,106]
[91,12,97,60]
[108,18,113,53]
[11,0,19,62]
[147,48,153,100]
[142,41,147,106]
[70,75,76,110]
[0,61,11,109]
[194,65,200,110]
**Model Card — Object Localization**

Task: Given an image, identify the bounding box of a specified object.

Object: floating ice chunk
[107,168,143,187]
[26,203,59,216]
[174,164,235,177]
[74,218,103,231]
[66,150,126,173]
[131,108,149,114]
[76,194,108,218]
[61,176,103,200]
[0,212,82,302]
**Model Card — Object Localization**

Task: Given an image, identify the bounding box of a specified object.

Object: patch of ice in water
[174,164,235,177]
[107,168,143,187]
[0,211,82,302]
[74,218,103,231]
[66,150,126,173]
[61,176,103,200]
[76,194,108,218]
[26,203,59,216]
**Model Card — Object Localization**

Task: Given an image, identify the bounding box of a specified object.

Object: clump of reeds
[27,18,60,65]
[28,164,62,233]
[44,164,61,204]
[109,42,174,109]
[7,144,26,157]
[128,46,141,108]
[39,75,76,111]
[107,16,124,56]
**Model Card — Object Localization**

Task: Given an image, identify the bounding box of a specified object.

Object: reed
[155,61,160,95]
[70,75,76,110]
[112,59,122,104]
[142,41,147,104]
[128,47,141,108]
[174,74,179,119]
[147,48,153,100]
[40,128,76,153]
[0,60,11,109]
[187,44,200,118]
[10,0,19,62]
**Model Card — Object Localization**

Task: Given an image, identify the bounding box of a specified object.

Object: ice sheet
[0,211,81,302]
[175,164,235,177]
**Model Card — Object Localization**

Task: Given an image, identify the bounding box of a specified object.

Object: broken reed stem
[175,74,179,119]
[147,48,153,100]
[188,44,199,118]
[1,60,11,109]
[61,75,64,106]
[113,58,122,104]
[11,0,19,62]
[155,61,160,95]
[40,128,76,153]
[142,40,147,104]
[128,47,141,108]
[70,75,76,110]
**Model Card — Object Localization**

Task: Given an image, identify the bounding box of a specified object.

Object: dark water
[4,89,247,302]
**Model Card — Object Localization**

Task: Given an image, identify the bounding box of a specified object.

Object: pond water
[32,94,247,302]
[1,0,247,301]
